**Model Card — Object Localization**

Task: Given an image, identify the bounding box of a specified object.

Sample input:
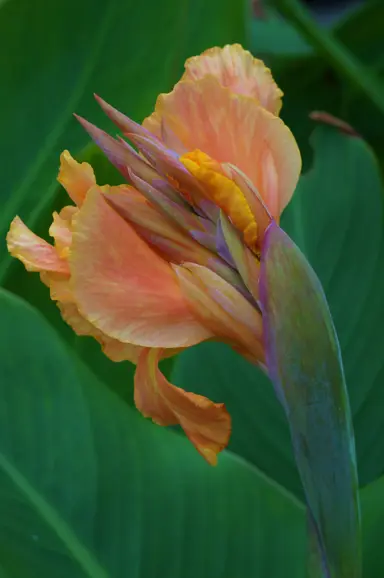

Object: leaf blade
[0,287,306,577]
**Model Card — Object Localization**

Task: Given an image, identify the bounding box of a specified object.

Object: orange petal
[70,187,212,348]
[43,269,141,363]
[7,217,69,273]
[41,271,73,302]
[183,44,283,114]
[173,262,264,363]
[135,348,231,464]
[58,150,96,206]
[7,211,140,365]
[145,77,301,217]
[58,301,142,363]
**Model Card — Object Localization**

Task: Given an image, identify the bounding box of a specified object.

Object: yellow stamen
[180,150,257,247]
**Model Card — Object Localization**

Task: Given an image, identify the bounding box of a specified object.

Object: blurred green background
[1,0,384,576]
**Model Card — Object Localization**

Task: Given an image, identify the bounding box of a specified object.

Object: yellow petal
[135,348,231,464]
[7,217,69,273]
[183,44,283,114]
[180,149,258,248]
[58,150,96,206]
[49,206,77,259]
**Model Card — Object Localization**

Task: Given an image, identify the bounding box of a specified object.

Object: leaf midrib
[0,452,109,578]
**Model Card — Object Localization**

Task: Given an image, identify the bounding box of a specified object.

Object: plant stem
[273,0,384,118]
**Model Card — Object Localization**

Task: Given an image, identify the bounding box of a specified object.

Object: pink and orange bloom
[7,44,301,465]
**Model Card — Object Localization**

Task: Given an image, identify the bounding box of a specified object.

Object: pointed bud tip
[73,113,89,127]
[74,115,103,138]
[261,220,291,265]
[73,113,95,133]
[94,93,110,110]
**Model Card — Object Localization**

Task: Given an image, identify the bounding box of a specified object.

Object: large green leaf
[173,126,384,499]
[0,288,306,577]
[361,474,384,577]
[0,0,245,277]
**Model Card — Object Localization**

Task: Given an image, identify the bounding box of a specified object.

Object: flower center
[180,149,258,248]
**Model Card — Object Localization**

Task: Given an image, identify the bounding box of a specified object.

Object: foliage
[1,0,384,575]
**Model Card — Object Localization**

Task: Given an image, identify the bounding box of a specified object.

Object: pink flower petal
[70,187,212,348]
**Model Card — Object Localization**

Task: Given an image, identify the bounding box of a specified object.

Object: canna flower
[7,44,301,465]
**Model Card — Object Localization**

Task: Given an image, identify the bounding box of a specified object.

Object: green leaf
[259,221,360,578]
[173,126,384,499]
[361,475,384,577]
[173,343,302,493]
[250,1,369,60]
[0,288,306,577]
[250,7,312,58]
[335,1,384,154]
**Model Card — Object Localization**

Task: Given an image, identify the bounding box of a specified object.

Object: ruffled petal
[41,272,73,302]
[7,217,69,273]
[144,77,301,217]
[59,301,141,363]
[135,348,231,464]
[57,150,96,206]
[70,187,212,348]
[183,44,283,114]
[7,211,142,365]
[49,206,77,258]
